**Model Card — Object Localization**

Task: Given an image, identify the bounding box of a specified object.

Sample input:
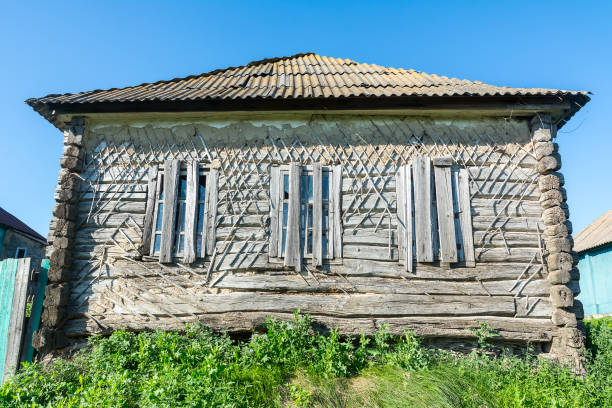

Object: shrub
[1,314,610,407]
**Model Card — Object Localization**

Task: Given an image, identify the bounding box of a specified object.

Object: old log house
[26,53,590,368]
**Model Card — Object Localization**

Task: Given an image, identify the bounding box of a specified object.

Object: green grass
[1,313,610,407]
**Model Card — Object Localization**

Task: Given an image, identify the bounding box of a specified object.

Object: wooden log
[338,259,544,280]
[73,271,554,298]
[64,313,555,343]
[68,291,552,318]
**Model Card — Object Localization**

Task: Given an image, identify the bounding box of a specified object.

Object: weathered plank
[205,169,219,256]
[285,163,302,270]
[413,156,433,262]
[268,166,280,258]
[396,166,406,263]
[312,163,323,266]
[183,161,198,263]
[434,164,457,264]
[141,166,158,255]
[160,159,180,263]
[343,244,398,261]
[332,165,343,258]
[456,168,475,267]
[3,258,30,382]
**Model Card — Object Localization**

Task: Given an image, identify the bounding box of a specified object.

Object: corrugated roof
[27,52,589,105]
[574,210,612,253]
[0,207,46,243]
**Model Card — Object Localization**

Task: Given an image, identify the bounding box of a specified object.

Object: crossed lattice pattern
[71,116,545,327]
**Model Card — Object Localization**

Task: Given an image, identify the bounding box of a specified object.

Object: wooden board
[284,163,302,270]
[413,156,434,262]
[2,258,30,383]
[141,166,158,255]
[205,169,219,256]
[159,159,180,263]
[268,166,280,258]
[433,164,458,264]
[456,169,476,267]
[21,260,48,364]
[183,161,198,263]
[312,163,323,266]
[396,166,406,263]
[332,165,343,258]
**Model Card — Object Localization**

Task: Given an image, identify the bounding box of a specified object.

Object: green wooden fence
[0,258,48,384]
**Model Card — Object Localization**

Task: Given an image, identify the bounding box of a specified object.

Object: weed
[1,314,610,408]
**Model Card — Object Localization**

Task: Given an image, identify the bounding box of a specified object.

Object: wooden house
[574,210,612,317]
[26,53,589,368]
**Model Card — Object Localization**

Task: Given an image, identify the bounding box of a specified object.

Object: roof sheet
[0,207,46,243]
[27,53,588,105]
[574,210,612,253]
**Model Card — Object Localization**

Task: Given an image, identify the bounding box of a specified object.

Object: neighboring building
[574,210,612,316]
[26,53,589,367]
[0,206,46,267]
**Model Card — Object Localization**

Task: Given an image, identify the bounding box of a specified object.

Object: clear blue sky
[0,0,610,237]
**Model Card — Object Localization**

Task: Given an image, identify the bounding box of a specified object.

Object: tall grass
[1,313,610,407]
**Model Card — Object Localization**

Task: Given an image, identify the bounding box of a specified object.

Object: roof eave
[26,93,590,131]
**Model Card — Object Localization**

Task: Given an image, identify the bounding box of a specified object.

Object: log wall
[41,114,583,366]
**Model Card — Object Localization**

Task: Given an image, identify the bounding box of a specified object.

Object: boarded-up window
[143,160,218,263]
[396,156,475,269]
[269,163,342,269]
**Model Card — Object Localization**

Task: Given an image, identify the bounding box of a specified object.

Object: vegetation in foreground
[1,313,610,408]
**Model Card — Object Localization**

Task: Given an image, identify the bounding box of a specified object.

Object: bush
[1,314,610,407]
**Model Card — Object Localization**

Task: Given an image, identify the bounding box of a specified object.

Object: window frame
[147,161,217,263]
[270,163,342,266]
[15,247,27,258]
